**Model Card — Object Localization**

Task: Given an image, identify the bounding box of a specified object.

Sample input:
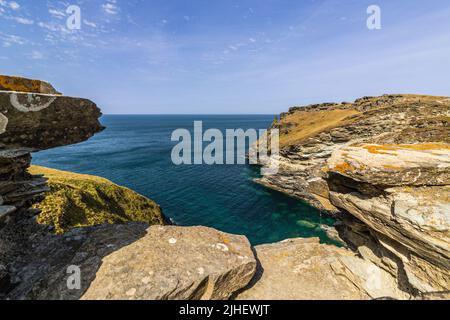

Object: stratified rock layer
[257,94,450,296]
[0,75,104,298]
[82,226,257,300]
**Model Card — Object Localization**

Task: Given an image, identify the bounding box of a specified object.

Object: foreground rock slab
[237,238,409,300]
[82,226,256,300]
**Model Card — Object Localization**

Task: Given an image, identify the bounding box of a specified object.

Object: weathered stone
[4,223,149,300]
[0,75,60,95]
[237,237,408,300]
[0,206,16,222]
[327,143,450,187]
[0,76,104,299]
[82,226,256,300]
[257,94,450,297]
[0,91,104,150]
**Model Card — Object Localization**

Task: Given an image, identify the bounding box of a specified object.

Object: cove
[32,115,337,245]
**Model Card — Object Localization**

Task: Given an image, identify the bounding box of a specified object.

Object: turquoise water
[32,115,336,245]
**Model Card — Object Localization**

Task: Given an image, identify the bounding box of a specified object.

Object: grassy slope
[278,109,361,147]
[29,165,166,234]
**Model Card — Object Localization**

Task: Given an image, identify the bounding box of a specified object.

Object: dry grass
[279,109,361,147]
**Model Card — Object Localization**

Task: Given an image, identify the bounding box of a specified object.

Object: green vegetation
[30,165,166,234]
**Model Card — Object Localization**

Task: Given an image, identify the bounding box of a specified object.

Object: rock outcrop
[0,75,104,296]
[29,166,168,234]
[237,238,408,300]
[257,94,450,297]
[5,225,256,300]
[1,75,255,301]
[82,226,256,300]
[2,77,447,300]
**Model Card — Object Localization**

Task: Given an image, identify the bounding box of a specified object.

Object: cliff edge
[255,94,449,296]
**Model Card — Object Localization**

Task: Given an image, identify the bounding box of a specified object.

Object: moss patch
[29,165,166,234]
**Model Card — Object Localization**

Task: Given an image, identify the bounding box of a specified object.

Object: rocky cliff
[2,76,448,300]
[256,94,450,296]
[0,76,256,300]
[0,75,105,296]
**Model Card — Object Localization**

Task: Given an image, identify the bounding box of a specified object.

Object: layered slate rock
[237,238,408,300]
[0,75,104,298]
[82,226,256,300]
[257,94,450,297]
[259,94,450,213]
[327,143,450,293]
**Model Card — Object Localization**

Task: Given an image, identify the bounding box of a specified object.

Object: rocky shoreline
[256,94,450,297]
[0,75,448,300]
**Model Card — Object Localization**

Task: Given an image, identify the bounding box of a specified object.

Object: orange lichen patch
[359,143,450,155]
[333,161,356,174]
[362,145,397,155]
[0,75,60,95]
[279,109,361,147]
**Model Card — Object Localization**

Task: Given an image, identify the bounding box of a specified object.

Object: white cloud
[13,16,33,25]
[0,31,27,47]
[0,1,20,10]
[84,20,97,28]
[28,50,44,60]
[102,1,119,15]
[49,9,65,19]
[8,1,18,10]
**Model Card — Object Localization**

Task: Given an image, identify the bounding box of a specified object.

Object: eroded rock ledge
[256,94,450,296]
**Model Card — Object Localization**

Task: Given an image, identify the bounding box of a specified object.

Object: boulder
[82,226,256,300]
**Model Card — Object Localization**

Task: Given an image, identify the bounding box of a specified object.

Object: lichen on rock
[256,94,450,297]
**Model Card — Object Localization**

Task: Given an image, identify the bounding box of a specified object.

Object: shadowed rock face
[257,94,450,296]
[0,91,104,150]
[0,76,104,297]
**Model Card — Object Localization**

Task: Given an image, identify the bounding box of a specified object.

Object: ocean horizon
[32,114,337,245]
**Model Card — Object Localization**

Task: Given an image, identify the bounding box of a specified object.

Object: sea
[32,115,336,245]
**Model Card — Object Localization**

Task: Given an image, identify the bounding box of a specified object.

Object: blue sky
[0,0,449,114]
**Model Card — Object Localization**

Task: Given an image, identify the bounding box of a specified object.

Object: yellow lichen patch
[29,165,166,234]
[0,75,60,95]
[396,143,450,151]
[279,109,361,147]
[382,165,403,171]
